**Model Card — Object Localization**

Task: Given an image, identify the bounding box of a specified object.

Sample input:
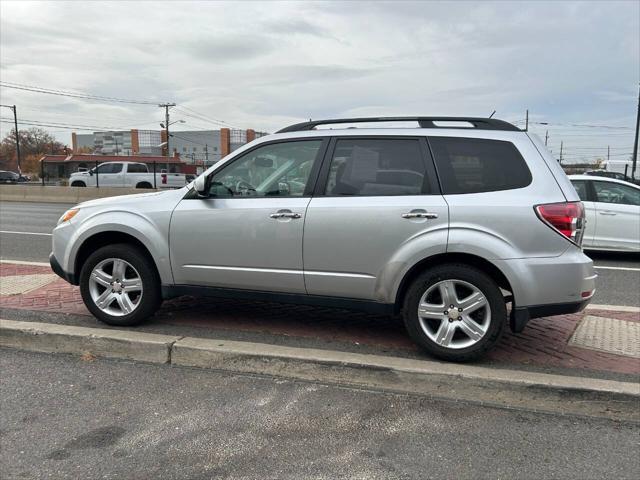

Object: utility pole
[114,137,119,156]
[545,130,549,146]
[204,144,209,166]
[607,145,610,162]
[0,104,22,173]
[159,103,176,157]
[525,109,529,131]
[631,84,639,180]
[559,141,563,164]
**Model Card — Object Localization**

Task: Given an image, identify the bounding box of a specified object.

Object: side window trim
[202,137,330,200]
[313,135,439,197]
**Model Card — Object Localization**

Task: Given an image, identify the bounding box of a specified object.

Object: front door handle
[402,212,438,219]
[599,211,617,216]
[270,211,301,219]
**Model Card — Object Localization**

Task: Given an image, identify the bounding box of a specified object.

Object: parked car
[0,170,29,183]
[68,161,186,189]
[584,169,639,185]
[569,175,640,252]
[50,116,595,361]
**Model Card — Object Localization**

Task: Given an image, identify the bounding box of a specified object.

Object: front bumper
[49,252,77,285]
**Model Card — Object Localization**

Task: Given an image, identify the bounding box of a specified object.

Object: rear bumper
[510,298,591,333]
[49,252,77,285]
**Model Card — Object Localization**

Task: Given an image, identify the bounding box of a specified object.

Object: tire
[79,243,162,326]
[136,182,152,189]
[71,181,86,187]
[402,264,506,362]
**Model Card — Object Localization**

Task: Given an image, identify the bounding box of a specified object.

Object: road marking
[594,265,640,272]
[0,230,52,237]
[0,259,50,266]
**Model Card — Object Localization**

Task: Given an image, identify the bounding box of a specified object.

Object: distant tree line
[0,127,68,174]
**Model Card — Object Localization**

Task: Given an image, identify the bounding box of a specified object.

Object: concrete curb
[0,319,181,364]
[2,319,638,398]
[171,337,640,397]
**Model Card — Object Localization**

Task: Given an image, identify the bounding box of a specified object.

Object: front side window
[95,163,123,174]
[429,137,532,194]
[208,140,322,197]
[325,138,427,196]
[593,181,640,206]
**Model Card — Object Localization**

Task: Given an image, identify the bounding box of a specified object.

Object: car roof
[568,174,640,189]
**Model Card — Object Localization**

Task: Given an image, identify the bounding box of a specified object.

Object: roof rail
[276,116,521,133]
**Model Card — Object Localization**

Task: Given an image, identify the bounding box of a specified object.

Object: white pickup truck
[69,162,187,189]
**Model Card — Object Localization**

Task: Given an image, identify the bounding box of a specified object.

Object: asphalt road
[1,348,638,479]
[1,201,638,306]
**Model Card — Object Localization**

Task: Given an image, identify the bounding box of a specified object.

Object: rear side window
[429,137,532,194]
[127,163,148,173]
[325,138,428,196]
[571,180,589,201]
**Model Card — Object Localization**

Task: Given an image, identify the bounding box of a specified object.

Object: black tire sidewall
[403,264,506,361]
[79,244,161,326]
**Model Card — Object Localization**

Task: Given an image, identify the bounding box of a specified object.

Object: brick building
[71,128,268,166]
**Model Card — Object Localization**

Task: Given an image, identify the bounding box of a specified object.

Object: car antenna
[489,110,496,118]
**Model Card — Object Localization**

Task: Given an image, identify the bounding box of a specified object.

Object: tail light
[161,173,167,185]
[535,201,585,245]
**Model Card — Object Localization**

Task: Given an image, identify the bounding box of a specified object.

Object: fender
[65,209,174,285]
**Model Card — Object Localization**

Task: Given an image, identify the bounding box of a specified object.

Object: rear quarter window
[429,137,532,194]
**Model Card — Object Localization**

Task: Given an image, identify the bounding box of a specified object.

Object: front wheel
[79,244,161,326]
[402,264,506,362]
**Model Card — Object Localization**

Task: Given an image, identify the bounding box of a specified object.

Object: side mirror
[89,170,94,176]
[194,175,208,197]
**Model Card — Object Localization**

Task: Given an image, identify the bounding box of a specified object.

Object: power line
[173,106,239,129]
[0,81,164,105]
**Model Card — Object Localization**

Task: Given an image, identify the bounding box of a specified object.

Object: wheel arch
[74,231,160,284]
[393,252,513,313]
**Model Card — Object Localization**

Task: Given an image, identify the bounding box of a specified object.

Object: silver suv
[50,117,596,361]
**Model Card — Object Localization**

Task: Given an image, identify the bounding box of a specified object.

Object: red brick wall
[220,128,230,157]
[131,129,139,155]
[246,129,256,143]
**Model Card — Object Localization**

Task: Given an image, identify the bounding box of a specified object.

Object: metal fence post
[95,161,99,188]
[41,160,45,186]
[153,161,157,189]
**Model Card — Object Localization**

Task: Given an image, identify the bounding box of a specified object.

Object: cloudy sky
[0,0,638,162]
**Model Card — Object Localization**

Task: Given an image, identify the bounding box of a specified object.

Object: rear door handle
[402,212,438,219]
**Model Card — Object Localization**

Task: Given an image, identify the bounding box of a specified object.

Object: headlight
[58,208,80,224]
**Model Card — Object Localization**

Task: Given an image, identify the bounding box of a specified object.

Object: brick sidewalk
[1,262,639,375]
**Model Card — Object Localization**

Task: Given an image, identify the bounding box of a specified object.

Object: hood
[77,189,175,209]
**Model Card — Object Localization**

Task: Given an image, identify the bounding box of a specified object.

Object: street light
[160,119,185,128]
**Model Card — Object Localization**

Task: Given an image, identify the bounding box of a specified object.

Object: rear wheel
[402,264,506,362]
[136,182,153,189]
[79,244,161,326]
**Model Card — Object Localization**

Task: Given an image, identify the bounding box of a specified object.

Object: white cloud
[0,0,637,161]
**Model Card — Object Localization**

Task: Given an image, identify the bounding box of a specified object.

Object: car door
[303,136,448,301]
[170,139,327,293]
[570,179,596,248]
[591,180,640,251]
[95,163,124,186]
